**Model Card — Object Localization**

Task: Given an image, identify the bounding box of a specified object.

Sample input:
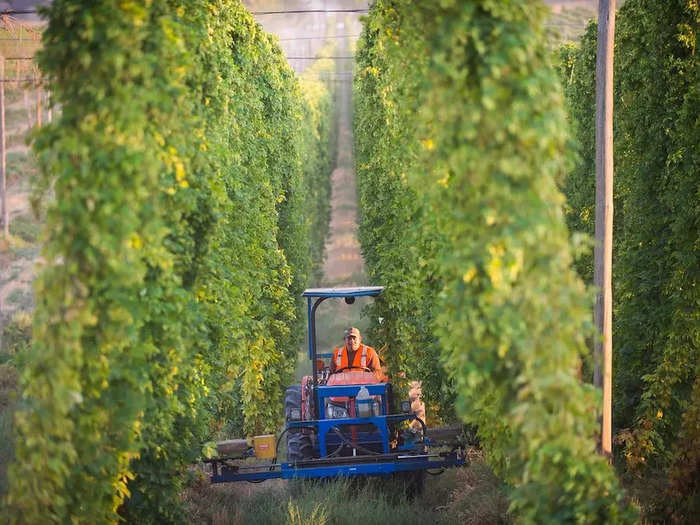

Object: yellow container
[253,434,276,459]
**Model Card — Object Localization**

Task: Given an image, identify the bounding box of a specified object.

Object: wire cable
[0,8,369,17]
[0,10,37,16]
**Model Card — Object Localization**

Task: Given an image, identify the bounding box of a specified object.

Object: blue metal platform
[209,451,465,483]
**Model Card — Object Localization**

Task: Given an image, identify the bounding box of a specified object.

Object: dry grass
[182,450,510,525]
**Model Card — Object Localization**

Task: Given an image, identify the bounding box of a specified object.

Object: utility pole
[594,0,616,459]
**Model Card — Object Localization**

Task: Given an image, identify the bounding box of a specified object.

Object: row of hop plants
[559,0,698,520]
[353,1,633,523]
[3,1,336,523]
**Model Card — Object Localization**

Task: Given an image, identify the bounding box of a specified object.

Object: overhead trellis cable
[0,10,37,15]
[1,7,369,17]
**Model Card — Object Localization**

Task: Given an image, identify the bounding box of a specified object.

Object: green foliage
[354,1,631,522]
[613,0,699,476]
[5,0,335,522]
[561,0,699,497]
[353,1,453,417]
[559,1,698,519]
[665,362,700,519]
[8,213,41,244]
[557,25,598,286]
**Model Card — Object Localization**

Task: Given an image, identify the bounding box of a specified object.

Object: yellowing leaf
[463,267,477,283]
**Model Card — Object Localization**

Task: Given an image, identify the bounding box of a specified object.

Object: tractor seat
[327,371,379,403]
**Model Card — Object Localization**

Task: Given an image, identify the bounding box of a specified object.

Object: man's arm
[329,349,337,373]
[367,347,384,380]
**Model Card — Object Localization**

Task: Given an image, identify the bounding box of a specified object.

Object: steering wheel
[333,366,372,374]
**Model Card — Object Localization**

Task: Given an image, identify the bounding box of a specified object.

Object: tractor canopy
[302,286,384,298]
[302,286,384,361]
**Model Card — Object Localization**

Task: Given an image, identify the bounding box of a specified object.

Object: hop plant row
[559,0,698,517]
[5,1,336,522]
[353,1,632,522]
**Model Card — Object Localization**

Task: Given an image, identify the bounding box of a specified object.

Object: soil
[0,94,41,333]
[322,65,363,285]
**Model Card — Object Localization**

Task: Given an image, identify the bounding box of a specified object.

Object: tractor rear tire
[285,385,314,462]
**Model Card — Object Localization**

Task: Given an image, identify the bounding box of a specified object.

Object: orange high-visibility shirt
[331,344,381,376]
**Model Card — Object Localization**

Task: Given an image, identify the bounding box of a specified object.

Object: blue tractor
[205,287,466,488]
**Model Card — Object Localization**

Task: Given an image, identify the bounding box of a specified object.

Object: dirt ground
[321,69,363,285]
[317,37,425,425]
[0,95,43,338]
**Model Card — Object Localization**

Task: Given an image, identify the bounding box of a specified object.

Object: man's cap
[344,327,361,338]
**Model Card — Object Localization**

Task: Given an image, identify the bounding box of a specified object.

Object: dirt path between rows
[318,41,425,426]
[322,58,364,286]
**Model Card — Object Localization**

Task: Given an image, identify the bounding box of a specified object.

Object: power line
[0,78,42,82]
[1,7,370,17]
[0,10,37,15]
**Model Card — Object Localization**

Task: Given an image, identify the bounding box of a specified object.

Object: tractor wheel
[284,385,314,462]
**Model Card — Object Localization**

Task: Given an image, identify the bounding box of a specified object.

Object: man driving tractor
[330,327,384,380]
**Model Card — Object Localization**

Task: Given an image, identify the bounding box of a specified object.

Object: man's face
[345,333,361,352]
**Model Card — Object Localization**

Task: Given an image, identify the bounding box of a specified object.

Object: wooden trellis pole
[594,0,616,459]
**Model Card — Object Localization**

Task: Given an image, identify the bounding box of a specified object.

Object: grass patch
[0,266,21,288]
[9,243,39,261]
[5,106,31,127]
[185,475,446,525]
[5,289,25,306]
[183,452,509,525]
[2,287,33,312]
[9,213,40,244]
[5,89,26,107]
[7,132,30,151]
[6,151,39,186]
[437,461,511,524]
[1,310,32,364]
